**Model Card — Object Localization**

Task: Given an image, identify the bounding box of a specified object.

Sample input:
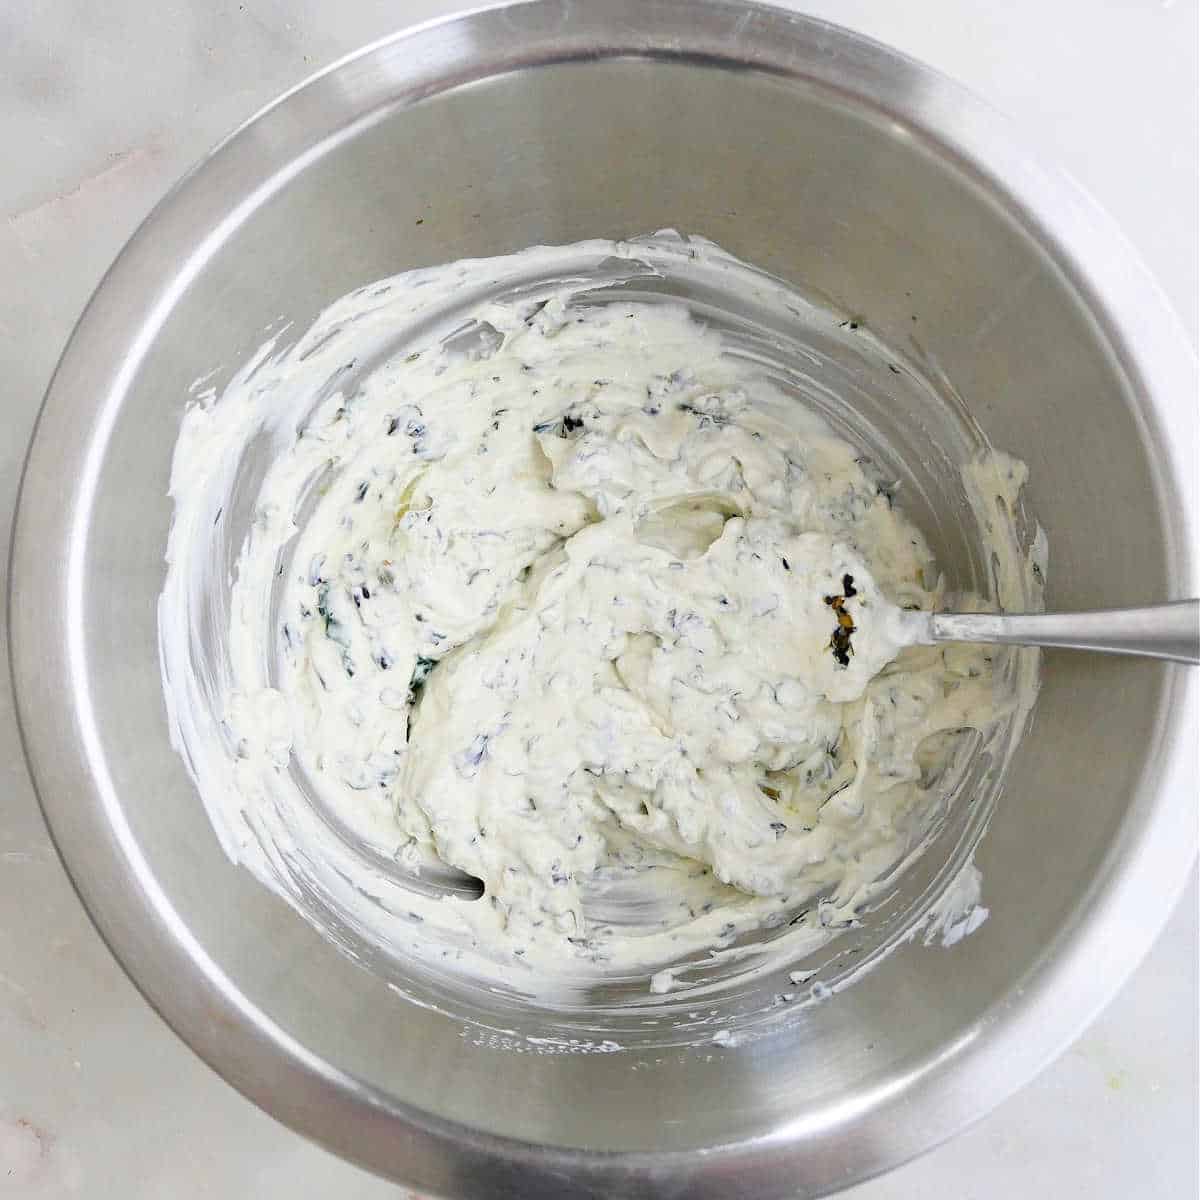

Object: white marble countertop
[1,2,1195,1196]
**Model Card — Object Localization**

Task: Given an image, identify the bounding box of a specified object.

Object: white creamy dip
[160,234,1041,1004]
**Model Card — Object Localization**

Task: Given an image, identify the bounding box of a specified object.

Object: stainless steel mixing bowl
[10,2,1197,1196]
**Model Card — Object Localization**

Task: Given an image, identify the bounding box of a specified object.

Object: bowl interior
[19,13,1191,1189]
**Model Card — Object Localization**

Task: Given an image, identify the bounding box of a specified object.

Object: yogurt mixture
[161,235,1041,1001]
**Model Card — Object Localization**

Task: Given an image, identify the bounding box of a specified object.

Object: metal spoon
[903,599,1199,665]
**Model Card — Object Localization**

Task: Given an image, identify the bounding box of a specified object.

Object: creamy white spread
[160,235,1041,1005]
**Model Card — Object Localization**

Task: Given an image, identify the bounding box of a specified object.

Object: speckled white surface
[1,2,1195,1196]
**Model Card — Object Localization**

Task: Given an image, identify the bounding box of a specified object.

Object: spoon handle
[927,600,1199,665]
